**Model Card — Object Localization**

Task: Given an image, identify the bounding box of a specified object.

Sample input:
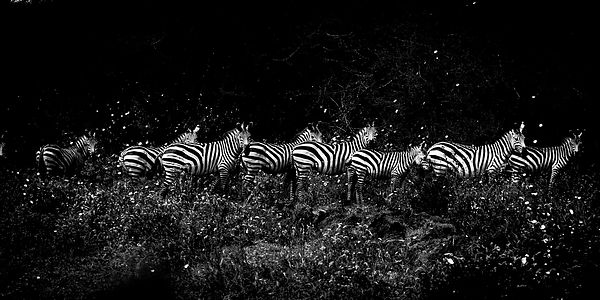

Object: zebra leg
[549,168,557,187]
[386,176,398,204]
[241,171,256,201]
[218,168,230,194]
[295,171,310,205]
[356,177,364,205]
[345,168,356,205]
[283,170,296,200]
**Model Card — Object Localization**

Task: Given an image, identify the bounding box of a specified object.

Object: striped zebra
[507,131,582,185]
[241,123,323,191]
[347,142,426,204]
[424,122,526,178]
[291,123,377,200]
[119,125,200,180]
[158,123,251,196]
[36,132,98,176]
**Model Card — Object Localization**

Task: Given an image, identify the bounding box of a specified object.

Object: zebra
[158,123,251,196]
[347,142,427,205]
[424,122,526,178]
[291,123,377,201]
[119,125,200,180]
[241,123,323,193]
[36,132,98,176]
[506,131,582,186]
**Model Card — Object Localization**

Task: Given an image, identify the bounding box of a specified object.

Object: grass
[1,157,598,299]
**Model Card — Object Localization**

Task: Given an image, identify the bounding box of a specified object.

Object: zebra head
[359,122,378,145]
[76,131,98,156]
[86,132,98,155]
[186,125,201,143]
[412,141,427,165]
[308,123,323,143]
[509,122,526,154]
[234,122,252,148]
[568,130,583,153]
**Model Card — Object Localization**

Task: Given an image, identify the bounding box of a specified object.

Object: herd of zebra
[12,121,582,204]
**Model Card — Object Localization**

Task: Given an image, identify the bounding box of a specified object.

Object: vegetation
[1,155,598,299]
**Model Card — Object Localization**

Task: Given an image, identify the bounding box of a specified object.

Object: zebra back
[425,123,526,177]
[293,123,377,176]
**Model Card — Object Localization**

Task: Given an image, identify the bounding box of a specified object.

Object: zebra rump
[119,125,200,180]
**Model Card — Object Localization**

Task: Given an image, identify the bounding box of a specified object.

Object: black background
[1,0,596,167]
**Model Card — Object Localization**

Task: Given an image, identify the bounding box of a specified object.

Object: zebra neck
[399,150,418,170]
[291,134,310,146]
[71,143,89,157]
[559,142,576,157]
[216,137,243,156]
[483,132,512,153]
[346,135,367,151]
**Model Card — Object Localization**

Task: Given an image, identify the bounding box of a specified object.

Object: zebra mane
[220,122,250,140]
[292,127,310,141]
[221,127,242,140]
[292,125,318,142]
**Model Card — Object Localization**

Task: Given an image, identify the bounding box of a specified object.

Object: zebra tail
[151,155,165,178]
[36,147,46,177]
[243,143,252,157]
[118,151,126,170]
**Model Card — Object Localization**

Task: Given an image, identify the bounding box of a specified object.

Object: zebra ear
[193,125,200,133]
[519,122,525,133]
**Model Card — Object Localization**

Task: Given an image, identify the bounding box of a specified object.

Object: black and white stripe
[241,123,322,187]
[292,123,377,197]
[507,131,582,185]
[158,123,251,193]
[424,123,526,177]
[119,126,199,180]
[347,142,426,204]
[37,132,98,176]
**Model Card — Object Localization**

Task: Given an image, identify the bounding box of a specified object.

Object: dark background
[1,0,596,168]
